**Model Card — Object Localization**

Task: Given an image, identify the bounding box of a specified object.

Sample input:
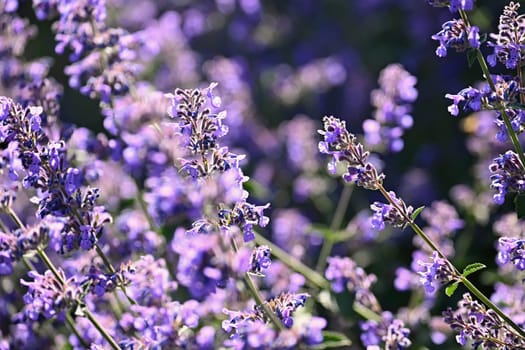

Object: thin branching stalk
[374,182,525,339]
[230,237,286,331]
[315,184,354,272]
[458,9,525,170]
[3,207,123,349]
[255,233,330,290]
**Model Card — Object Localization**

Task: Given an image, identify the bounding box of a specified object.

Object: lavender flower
[21,269,81,321]
[325,256,380,313]
[249,245,271,276]
[360,311,412,350]
[418,251,458,294]
[218,201,270,242]
[415,200,464,256]
[318,116,385,190]
[223,292,309,332]
[489,150,525,204]
[370,191,414,231]
[42,0,142,103]
[0,217,64,276]
[446,76,522,117]
[427,0,475,12]
[488,2,525,69]
[491,282,525,328]
[443,292,525,348]
[363,63,417,153]
[0,98,112,253]
[445,85,487,116]
[432,18,480,57]
[496,236,525,270]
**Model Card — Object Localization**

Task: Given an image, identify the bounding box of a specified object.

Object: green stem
[5,206,25,230]
[474,51,525,167]
[376,183,525,338]
[376,185,450,263]
[315,184,354,272]
[36,247,66,284]
[84,308,122,350]
[22,248,87,348]
[94,244,137,305]
[135,185,158,233]
[4,207,122,348]
[66,313,90,349]
[230,237,285,331]
[352,301,382,323]
[254,233,330,290]
[461,276,525,339]
[459,15,525,169]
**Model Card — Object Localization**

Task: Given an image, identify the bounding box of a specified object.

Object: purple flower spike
[360,311,412,349]
[443,293,525,348]
[488,2,525,69]
[432,19,480,58]
[418,251,457,294]
[249,245,271,276]
[489,150,525,205]
[319,116,385,189]
[325,256,380,312]
[363,64,417,153]
[370,191,413,231]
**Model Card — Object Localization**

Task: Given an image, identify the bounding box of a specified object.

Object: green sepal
[411,206,425,221]
[462,262,487,277]
[311,331,352,349]
[514,193,525,219]
[467,49,478,68]
[479,33,488,44]
[445,281,460,297]
[507,103,525,111]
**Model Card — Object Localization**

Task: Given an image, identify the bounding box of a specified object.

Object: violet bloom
[370,191,414,231]
[0,217,66,276]
[0,98,112,253]
[319,116,385,190]
[443,292,525,348]
[360,311,412,349]
[445,85,486,116]
[167,85,269,242]
[249,245,271,276]
[362,63,417,153]
[418,251,457,294]
[21,269,81,321]
[489,150,525,205]
[413,200,463,257]
[325,256,380,312]
[218,202,270,242]
[223,292,309,333]
[496,236,525,270]
[426,0,475,12]
[488,2,525,69]
[432,19,480,57]
[495,108,525,142]
[43,0,140,102]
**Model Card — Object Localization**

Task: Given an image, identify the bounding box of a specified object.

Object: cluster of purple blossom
[3,0,525,349]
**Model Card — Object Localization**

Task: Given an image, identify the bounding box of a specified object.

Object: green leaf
[515,193,525,219]
[479,33,488,44]
[309,224,353,242]
[411,206,425,221]
[462,262,487,277]
[467,49,478,68]
[311,331,352,349]
[445,281,460,297]
[507,103,525,111]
